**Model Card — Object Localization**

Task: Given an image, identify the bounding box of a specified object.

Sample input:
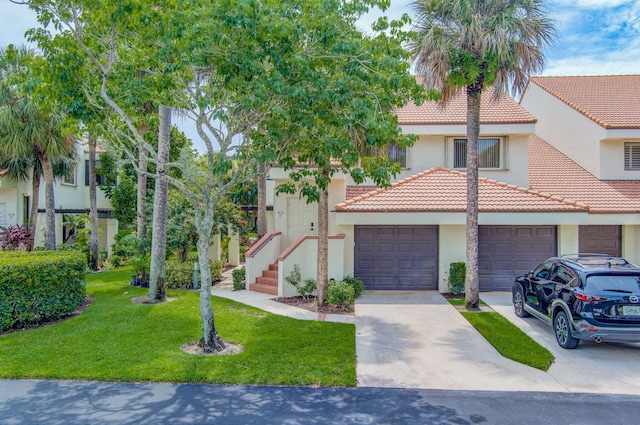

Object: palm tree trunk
[465,87,481,310]
[29,172,40,251]
[316,168,329,306]
[148,105,171,302]
[88,134,99,270]
[40,155,56,250]
[257,162,268,238]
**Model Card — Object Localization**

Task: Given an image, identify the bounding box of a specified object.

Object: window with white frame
[387,140,407,167]
[624,142,640,170]
[62,168,77,185]
[453,137,502,169]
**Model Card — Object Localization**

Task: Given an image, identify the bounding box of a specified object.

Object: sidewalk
[210,266,354,324]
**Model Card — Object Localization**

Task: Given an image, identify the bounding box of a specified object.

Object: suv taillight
[575,293,608,302]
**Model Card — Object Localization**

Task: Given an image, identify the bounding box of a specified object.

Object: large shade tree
[408,0,556,309]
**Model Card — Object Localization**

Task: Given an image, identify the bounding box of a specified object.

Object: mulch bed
[0,296,95,335]
[274,295,354,315]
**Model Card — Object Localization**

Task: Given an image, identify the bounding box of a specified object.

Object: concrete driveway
[482,292,640,395]
[355,291,564,391]
[356,291,640,394]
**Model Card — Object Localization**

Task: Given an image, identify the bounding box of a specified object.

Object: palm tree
[0,152,76,249]
[408,0,556,310]
[0,46,76,250]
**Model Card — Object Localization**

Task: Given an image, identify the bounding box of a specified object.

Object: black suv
[512,254,640,349]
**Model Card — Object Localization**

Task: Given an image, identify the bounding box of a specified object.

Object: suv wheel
[553,310,579,349]
[513,286,530,318]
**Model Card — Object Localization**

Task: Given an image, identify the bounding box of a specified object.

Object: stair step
[262,270,278,279]
[268,263,278,271]
[256,276,278,286]
[249,282,278,295]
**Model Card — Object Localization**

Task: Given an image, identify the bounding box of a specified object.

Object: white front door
[287,197,318,246]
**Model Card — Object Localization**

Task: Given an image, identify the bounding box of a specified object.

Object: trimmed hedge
[165,258,223,290]
[0,251,86,332]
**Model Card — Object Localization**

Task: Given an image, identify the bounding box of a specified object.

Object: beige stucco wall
[558,225,579,256]
[600,137,640,180]
[521,83,606,178]
[278,237,345,297]
[0,177,33,228]
[341,122,534,188]
[622,225,640,265]
[438,225,466,292]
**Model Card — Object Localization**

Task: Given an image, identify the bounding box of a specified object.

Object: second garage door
[354,225,438,290]
[479,226,557,291]
[579,225,622,257]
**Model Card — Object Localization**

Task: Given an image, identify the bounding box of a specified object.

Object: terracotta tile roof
[529,75,640,129]
[529,135,640,213]
[346,186,378,199]
[396,86,536,125]
[335,167,586,212]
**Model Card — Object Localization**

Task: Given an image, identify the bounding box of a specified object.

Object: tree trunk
[148,105,171,302]
[257,162,268,238]
[136,141,148,251]
[40,154,56,250]
[465,87,481,311]
[316,168,329,306]
[29,172,40,251]
[88,134,99,270]
[196,213,225,353]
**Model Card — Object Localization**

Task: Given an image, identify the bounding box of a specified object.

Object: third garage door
[354,225,438,290]
[479,226,557,291]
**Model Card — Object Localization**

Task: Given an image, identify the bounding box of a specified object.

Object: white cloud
[553,0,634,8]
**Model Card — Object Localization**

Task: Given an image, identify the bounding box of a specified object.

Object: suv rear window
[584,275,640,293]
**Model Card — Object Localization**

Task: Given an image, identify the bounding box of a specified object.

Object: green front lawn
[460,310,554,371]
[0,267,356,386]
[445,297,554,371]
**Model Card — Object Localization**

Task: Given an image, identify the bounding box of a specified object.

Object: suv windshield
[584,275,640,293]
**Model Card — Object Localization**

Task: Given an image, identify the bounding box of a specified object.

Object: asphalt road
[1,380,639,425]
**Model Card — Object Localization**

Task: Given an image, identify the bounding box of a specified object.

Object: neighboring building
[0,139,118,254]
[246,75,640,296]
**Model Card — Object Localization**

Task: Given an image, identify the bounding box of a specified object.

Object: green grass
[0,267,356,386]
[446,296,486,306]
[460,310,554,371]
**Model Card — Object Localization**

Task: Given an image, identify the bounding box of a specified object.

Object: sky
[1,0,639,148]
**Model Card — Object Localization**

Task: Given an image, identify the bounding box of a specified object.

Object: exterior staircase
[249,262,279,295]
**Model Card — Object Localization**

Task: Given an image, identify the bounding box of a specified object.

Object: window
[387,140,407,167]
[23,196,30,226]
[85,160,105,186]
[453,137,502,169]
[624,143,640,170]
[62,168,77,185]
[534,262,553,279]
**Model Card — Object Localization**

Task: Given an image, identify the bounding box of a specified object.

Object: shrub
[232,267,245,291]
[325,280,355,308]
[165,258,223,290]
[284,264,316,301]
[110,255,122,267]
[299,278,317,302]
[342,275,364,299]
[0,251,86,332]
[0,225,33,251]
[449,262,466,295]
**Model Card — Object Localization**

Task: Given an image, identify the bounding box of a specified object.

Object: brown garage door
[354,225,438,290]
[479,226,557,291]
[579,225,622,257]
